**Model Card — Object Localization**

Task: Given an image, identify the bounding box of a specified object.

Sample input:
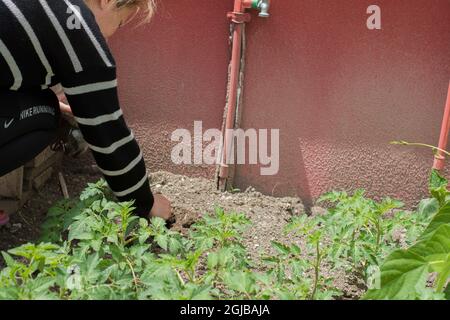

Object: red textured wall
[110,0,450,209]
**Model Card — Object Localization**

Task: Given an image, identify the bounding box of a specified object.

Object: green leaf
[150,217,167,232]
[224,271,257,294]
[416,198,440,217]
[434,256,450,292]
[184,283,214,300]
[29,276,57,294]
[275,289,296,300]
[429,169,449,205]
[139,218,148,228]
[429,169,448,191]
[68,218,94,241]
[444,283,450,300]
[271,241,290,255]
[419,202,450,241]
[364,224,450,299]
[109,244,123,262]
[1,252,16,267]
[155,234,168,251]
[82,253,101,281]
[168,237,182,254]
[363,250,429,300]
[80,179,108,201]
[317,191,345,203]
[410,224,450,291]
[411,224,450,258]
[138,232,150,245]
[207,252,219,269]
[290,244,302,255]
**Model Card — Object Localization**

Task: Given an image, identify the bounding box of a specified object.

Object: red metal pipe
[433,81,450,171]
[218,0,271,190]
[242,0,254,9]
[218,1,247,182]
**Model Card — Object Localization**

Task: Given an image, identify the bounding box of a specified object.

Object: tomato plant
[363,169,450,300]
[0,170,446,300]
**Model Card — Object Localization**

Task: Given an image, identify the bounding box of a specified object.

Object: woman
[0,0,171,220]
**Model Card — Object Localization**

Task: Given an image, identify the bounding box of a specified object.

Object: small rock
[285,202,305,216]
[10,223,22,233]
[392,227,407,247]
[245,186,256,193]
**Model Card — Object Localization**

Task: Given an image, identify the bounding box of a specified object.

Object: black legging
[0,89,61,177]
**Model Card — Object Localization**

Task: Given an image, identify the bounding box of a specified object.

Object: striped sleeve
[41,0,154,217]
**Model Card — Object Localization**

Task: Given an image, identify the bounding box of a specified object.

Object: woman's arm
[51,79,171,220]
[45,0,165,218]
[51,84,72,115]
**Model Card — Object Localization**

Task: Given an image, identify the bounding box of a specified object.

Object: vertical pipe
[433,82,450,171]
[218,1,245,184]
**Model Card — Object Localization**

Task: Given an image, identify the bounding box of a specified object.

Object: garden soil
[0,153,366,298]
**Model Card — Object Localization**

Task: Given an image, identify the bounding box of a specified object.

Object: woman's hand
[149,194,172,221]
[50,84,72,115]
[59,101,72,115]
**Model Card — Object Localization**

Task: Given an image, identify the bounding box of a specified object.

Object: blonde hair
[115,0,156,24]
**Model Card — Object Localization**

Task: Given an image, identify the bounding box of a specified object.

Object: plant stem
[125,257,139,292]
[310,241,321,300]
[390,141,450,156]
[175,269,185,286]
[375,219,381,255]
[125,236,138,246]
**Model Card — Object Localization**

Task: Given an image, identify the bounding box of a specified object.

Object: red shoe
[0,210,9,226]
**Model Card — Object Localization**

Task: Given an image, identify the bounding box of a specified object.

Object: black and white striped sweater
[0,0,154,216]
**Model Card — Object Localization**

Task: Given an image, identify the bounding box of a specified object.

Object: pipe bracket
[227,11,251,24]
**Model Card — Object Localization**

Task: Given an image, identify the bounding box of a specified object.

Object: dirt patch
[151,171,365,298]
[0,153,102,255]
[0,153,364,298]
[150,171,303,256]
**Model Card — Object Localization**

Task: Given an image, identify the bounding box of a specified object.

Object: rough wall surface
[110,0,450,209]
[110,0,231,179]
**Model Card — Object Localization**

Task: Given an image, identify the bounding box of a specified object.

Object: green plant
[282,189,432,293]
[363,169,450,300]
[276,215,341,300]
[0,181,304,300]
[0,181,219,299]
[0,168,443,300]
